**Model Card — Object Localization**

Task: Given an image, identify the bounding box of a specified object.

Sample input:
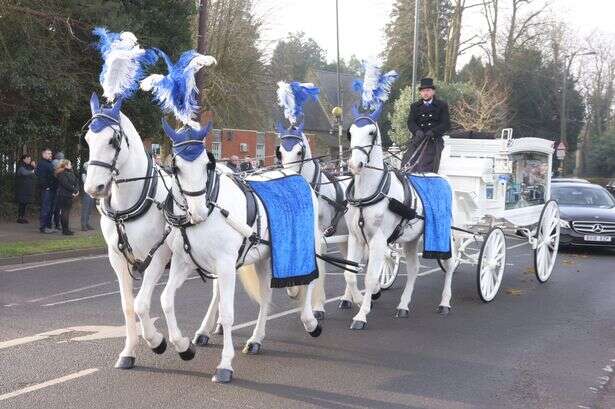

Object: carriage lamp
[332,106,343,119]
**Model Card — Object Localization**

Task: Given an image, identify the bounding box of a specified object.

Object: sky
[256,0,615,66]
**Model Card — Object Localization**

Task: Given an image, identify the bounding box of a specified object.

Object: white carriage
[437,129,561,301]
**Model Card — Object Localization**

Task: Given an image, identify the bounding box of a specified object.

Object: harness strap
[321,169,348,237]
[179,226,217,282]
[345,165,391,207]
[228,175,260,266]
[386,168,417,244]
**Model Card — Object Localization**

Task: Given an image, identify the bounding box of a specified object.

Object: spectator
[55,159,79,236]
[240,156,254,172]
[51,151,65,231]
[80,162,95,231]
[226,155,241,173]
[35,148,57,234]
[14,154,36,224]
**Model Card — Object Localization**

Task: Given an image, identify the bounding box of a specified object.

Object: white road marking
[27,282,113,303]
[2,254,107,272]
[0,368,99,401]
[40,276,201,307]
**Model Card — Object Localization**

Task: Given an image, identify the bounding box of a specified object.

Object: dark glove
[425,130,434,138]
[414,129,424,139]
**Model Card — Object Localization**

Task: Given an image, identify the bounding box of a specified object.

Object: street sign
[556,141,567,160]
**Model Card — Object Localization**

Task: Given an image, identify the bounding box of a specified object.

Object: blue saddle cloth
[247,174,318,288]
[408,174,452,259]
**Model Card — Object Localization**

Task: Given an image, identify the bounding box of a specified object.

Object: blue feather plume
[92,27,158,102]
[141,49,217,125]
[277,81,320,125]
[353,60,398,113]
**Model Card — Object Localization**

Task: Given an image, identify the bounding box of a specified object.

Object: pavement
[1,243,615,409]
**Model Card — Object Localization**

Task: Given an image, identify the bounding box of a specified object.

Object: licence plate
[584,235,612,242]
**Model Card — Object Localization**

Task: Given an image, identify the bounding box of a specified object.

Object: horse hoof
[371,290,382,300]
[438,306,451,316]
[114,356,135,370]
[394,309,409,318]
[309,324,323,338]
[151,337,167,355]
[242,342,262,355]
[213,324,224,335]
[212,368,233,383]
[350,320,367,330]
[338,300,352,310]
[313,310,326,321]
[179,343,196,361]
[193,334,210,347]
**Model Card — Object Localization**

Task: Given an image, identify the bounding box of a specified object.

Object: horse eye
[369,130,376,137]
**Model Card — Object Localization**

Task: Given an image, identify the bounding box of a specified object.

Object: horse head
[162,118,213,223]
[276,122,312,173]
[84,93,136,198]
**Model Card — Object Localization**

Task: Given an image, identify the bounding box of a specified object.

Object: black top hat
[418,78,436,90]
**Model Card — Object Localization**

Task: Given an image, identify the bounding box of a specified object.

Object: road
[1,243,615,409]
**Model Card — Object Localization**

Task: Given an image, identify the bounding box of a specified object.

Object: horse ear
[351,104,360,119]
[275,121,286,136]
[161,118,178,143]
[90,93,100,115]
[369,104,383,122]
[111,97,124,118]
[195,121,212,141]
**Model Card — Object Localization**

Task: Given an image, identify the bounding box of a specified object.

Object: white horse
[345,113,456,329]
[83,94,174,368]
[277,130,364,311]
[159,124,323,383]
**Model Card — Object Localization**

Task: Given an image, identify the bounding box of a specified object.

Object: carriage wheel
[379,243,401,290]
[534,200,560,283]
[476,227,506,303]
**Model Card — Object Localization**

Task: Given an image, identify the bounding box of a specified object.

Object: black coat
[35,159,57,190]
[56,170,79,199]
[15,163,36,204]
[403,97,451,173]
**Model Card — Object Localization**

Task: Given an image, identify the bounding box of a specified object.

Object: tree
[204,0,269,129]
[270,32,327,82]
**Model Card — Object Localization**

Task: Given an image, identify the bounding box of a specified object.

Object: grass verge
[0,233,106,258]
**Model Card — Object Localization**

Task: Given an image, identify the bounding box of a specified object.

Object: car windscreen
[551,185,615,208]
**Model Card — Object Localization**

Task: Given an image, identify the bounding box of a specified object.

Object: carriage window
[211,142,221,159]
[505,152,549,210]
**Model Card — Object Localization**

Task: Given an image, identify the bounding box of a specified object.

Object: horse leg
[134,244,170,354]
[351,232,386,330]
[109,251,138,369]
[212,257,237,383]
[160,253,195,360]
[299,279,321,336]
[395,238,420,318]
[338,237,362,309]
[193,279,219,347]
[437,233,457,316]
[243,259,272,355]
[312,237,327,320]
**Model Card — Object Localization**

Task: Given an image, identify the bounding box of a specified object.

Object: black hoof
[192,334,210,347]
[338,299,352,310]
[151,337,167,355]
[212,368,233,383]
[114,356,135,369]
[179,343,196,361]
[394,308,409,318]
[242,342,262,355]
[313,310,325,321]
[213,324,223,335]
[371,290,382,300]
[309,324,323,338]
[437,306,451,316]
[350,320,367,330]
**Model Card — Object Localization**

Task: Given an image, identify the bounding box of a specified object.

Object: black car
[551,182,615,247]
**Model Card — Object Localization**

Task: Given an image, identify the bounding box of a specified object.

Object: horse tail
[238,264,261,303]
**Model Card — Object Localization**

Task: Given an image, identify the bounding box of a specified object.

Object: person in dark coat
[54,159,80,235]
[14,154,36,224]
[240,156,254,172]
[35,148,57,234]
[80,162,96,231]
[402,78,451,173]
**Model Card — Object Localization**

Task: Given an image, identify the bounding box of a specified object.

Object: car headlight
[558,219,571,229]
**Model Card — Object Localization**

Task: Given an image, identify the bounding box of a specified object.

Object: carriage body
[437,129,561,302]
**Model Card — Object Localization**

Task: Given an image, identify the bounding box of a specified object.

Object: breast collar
[345,163,391,208]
